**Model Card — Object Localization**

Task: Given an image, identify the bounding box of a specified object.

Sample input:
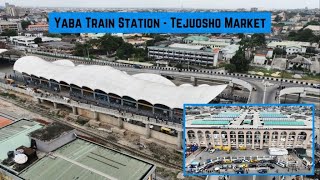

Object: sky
[1,0,319,9]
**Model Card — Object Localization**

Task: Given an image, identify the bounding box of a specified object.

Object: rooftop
[19,138,154,180]
[29,123,74,142]
[14,56,226,109]
[184,35,209,42]
[0,116,12,128]
[186,108,312,130]
[0,119,42,161]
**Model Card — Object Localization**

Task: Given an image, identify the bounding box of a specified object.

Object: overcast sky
[1,0,319,9]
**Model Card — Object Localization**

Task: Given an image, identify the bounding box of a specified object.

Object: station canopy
[13,56,227,109]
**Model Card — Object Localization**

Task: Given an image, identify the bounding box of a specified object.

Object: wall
[32,130,76,152]
[150,129,177,145]
[99,113,118,126]
[77,108,94,119]
[123,122,146,136]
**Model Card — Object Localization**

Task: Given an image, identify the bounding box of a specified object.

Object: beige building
[186,108,313,150]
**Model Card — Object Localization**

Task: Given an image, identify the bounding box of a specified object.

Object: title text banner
[49,12,271,33]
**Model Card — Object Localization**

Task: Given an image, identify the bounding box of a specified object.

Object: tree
[0,29,17,37]
[251,34,266,47]
[98,34,124,55]
[274,15,282,23]
[229,48,250,73]
[34,37,42,44]
[116,43,134,59]
[288,29,319,43]
[224,64,237,73]
[273,48,286,56]
[73,42,93,58]
[21,20,31,30]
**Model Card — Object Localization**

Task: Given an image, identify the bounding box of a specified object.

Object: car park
[258,169,268,174]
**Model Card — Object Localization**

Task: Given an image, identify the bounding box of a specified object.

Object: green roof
[184,36,209,42]
[191,120,230,125]
[0,120,43,161]
[20,139,154,180]
[264,121,305,126]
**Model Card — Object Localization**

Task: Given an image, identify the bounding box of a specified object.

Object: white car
[313,84,320,89]
[276,162,286,168]
[209,149,216,153]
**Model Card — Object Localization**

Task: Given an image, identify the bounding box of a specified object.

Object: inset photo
[183,104,315,176]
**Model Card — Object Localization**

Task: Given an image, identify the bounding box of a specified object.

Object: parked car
[224,159,232,164]
[250,159,259,163]
[276,162,286,168]
[213,160,223,164]
[258,169,268,174]
[233,159,243,164]
[209,149,216,153]
[268,163,275,169]
[248,164,257,168]
[206,159,212,164]
[242,159,250,163]
[269,159,277,164]
[235,167,245,174]
[313,84,320,89]
[259,160,267,163]
[258,163,268,167]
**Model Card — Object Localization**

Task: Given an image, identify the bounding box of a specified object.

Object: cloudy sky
[1,0,319,9]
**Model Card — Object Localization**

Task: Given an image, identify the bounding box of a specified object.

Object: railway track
[0,95,182,170]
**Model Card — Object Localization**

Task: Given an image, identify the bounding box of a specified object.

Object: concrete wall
[150,129,177,145]
[99,113,119,126]
[77,108,94,119]
[123,122,146,136]
[32,130,76,152]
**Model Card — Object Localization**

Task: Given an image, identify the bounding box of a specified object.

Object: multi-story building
[5,3,19,17]
[267,41,317,55]
[27,24,49,32]
[305,25,320,36]
[148,43,217,66]
[0,21,21,33]
[186,107,313,150]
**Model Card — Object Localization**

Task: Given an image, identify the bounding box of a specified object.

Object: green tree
[224,64,237,73]
[98,34,124,55]
[0,29,17,36]
[229,48,250,73]
[288,29,319,43]
[274,15,282,23]
[273,48,286,55]
[21,20,31,30]
[251,34,266,47]
[34,37,42,44]
[116,43,134,59]
[73,42,93,58]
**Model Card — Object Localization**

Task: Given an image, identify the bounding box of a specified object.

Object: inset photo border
[183,104,315,177]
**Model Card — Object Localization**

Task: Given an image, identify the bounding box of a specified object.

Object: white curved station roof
[52,60,75,67]
[132,73,176,86]
[14,56,227,109]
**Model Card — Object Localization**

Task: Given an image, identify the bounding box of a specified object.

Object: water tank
[7,151,14,158]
